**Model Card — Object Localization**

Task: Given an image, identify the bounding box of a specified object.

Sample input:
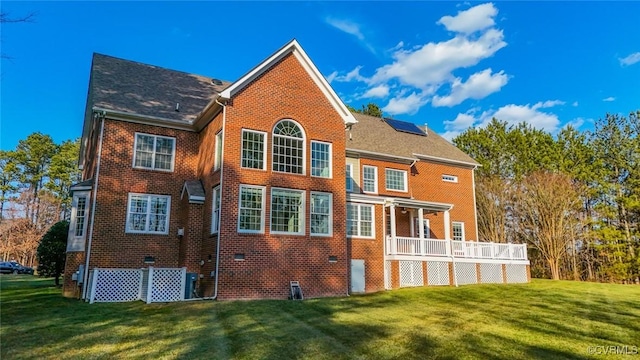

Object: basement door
[351,260,365,293]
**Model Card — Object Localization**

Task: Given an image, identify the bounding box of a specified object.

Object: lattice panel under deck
[506,264,528,283]
[150,268,185,302]
[427,261,449,286]
[399,261,423,287]
[93,269,142,302]
[454,263,477,285]
[384,261,392,290]
[480,263,503,284]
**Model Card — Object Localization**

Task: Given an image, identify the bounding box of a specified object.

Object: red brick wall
[349,203,385,292]
[209,53,349,299]
[85,119,199,270]
[63,252,85,298]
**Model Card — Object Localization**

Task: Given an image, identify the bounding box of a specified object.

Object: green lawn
[1,276,639,359]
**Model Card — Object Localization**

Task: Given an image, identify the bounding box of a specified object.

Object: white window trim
[125,193,171,235]
[240,129,267,171]
[270,187,305,236]
[347,203,376,239]
[346,163,354,192]
[311,140,332,179]
[132,132,176,172]
[272,119,306,176]
[67,191,90,251]
[214,130,223,171]
[442,174,458,183]
[237,185,266,234]
[362,165,378,194]
[453,221,465,241]
[310,191,333,237]
[211,185,221,235]
[413,217,431,238]
[385,168,408,192]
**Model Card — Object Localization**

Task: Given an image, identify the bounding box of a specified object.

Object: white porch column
[418,208,425,239]
[390,205,397,254]
[443,210,451,240]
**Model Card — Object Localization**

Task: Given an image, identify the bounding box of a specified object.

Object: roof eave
[412,153,479,168]
[93,107,196,132]
[347,148,416,164]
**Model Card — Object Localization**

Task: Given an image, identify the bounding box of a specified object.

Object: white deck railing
[386,236,528,261]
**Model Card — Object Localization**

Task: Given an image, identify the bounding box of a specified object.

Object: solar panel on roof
[384,118,426,136]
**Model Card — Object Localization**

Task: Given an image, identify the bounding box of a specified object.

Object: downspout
[82,111,105,299]
[471,165,479,241]
[211,97,228,300]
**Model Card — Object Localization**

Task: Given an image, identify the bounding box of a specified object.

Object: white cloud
[564,117,586,129]
[442,100,564,141]
[325,17,365,40]
[371,28,506,88]
[572,101,579,107]
[328,66,369,83]
[437,3,498,34]
[325,17,375,53]
[432,68,508,107]
[619,52,640,66]
[360,84,390,99]
[382,92,429,115]
[602,96,616,102]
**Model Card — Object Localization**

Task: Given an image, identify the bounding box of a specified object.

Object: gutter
[82,111,105,299]
[211,96,228,300]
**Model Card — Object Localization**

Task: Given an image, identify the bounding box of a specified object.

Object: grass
[1,276,639,360]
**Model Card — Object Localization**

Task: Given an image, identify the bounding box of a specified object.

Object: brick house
[63,40,529,301]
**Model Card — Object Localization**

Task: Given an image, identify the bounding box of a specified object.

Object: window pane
[363,166,376,193]
[273,121,304,174]
[311,193,330,235]
[311,142,331,178]
[242,130,265,169]
[239,187,263,231]
[271,189,303,233]
[134,134,174,171]
[346,164,353,192]
[385,169,406,191]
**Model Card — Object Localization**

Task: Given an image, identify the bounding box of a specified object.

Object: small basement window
[442,175,458,183]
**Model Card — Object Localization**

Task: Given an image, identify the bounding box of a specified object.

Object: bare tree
[1,11,37,60]
[514,171,584,280]
[476,176,512,243]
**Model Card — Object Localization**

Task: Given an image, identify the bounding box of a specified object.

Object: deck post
[390,205,397,254]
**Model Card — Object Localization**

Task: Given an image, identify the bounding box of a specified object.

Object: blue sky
[1,1,639,149]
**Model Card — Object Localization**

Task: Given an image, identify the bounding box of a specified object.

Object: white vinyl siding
[310,192,332,236]
[241,129,266,170]
[126,194,171,234]
[385,169,407,192]
[133,133,175,172]
[362,166,377,194]
[238,185,265,233]
[347,203,375,239]
[311,141,332,178]
[211,186,221,234]
[270,188,305,235]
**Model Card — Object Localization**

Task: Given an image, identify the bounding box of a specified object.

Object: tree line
[0,133,80,266]
[453,111,640,283]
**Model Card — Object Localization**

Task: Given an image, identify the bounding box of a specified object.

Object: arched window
[272,119,305,174]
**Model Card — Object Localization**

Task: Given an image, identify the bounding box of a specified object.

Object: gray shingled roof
[347,113,479,166]
[90,53,230,122]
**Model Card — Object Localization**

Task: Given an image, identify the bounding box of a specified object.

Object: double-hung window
[362,166,377,193]
[452,221,465,241]
[67,191,90,251]
[133,133,175,171]
[310,192,332,236]
[241,129,266,170]
[126,193,171,234]
[271,188,305,235]
[346,164,354,192]
[211,186,221,234]
[347,203,374,238]
[272,120,305,174]
[238,185,265,233]
[214,131,223,171]
[311,141,332,178]
[385,169,407,192]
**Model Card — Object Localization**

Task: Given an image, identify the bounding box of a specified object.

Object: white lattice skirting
[454,262,478,285]
[86,267,186,304]
[427,261,450,286]
[506,264,528,283]
[399,261,424,287]
[480,263,503,284]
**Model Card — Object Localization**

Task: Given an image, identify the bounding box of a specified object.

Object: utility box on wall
[184,273,198,299]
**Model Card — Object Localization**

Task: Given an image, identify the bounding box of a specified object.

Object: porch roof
[385,198,453,212]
